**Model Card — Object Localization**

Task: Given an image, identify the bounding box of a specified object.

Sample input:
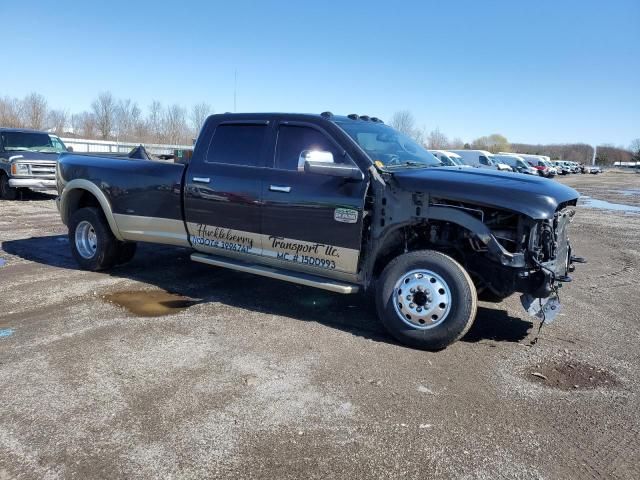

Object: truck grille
[29,163,56,177]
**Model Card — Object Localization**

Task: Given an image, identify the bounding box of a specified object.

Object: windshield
[336,121,441,169]
[0,131,68,153]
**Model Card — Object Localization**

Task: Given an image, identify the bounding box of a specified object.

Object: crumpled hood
[3,151,60,163]
[392,166,579,219]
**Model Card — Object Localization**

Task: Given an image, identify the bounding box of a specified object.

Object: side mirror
[67,146,74,152]
[298,150,363,181]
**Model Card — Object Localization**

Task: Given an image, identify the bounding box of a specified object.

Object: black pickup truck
[56,112,581,350]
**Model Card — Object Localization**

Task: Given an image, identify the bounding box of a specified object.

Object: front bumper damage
[8,177,57,190]
[519,207,582,324]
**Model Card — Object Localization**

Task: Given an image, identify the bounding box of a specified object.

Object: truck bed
[57,153,187,224]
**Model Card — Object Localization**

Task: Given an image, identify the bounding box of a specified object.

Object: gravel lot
[1,170,639,479]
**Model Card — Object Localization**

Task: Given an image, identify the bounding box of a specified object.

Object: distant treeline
[389,110,638,166]
[0,91,213,146]
[1,96,638,161]
[511,143,633,165]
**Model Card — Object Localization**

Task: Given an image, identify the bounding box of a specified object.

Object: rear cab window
[206,123,267,167]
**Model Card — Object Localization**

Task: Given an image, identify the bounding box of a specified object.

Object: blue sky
[3,0,639,146]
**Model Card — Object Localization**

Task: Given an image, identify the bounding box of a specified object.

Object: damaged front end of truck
[362,166,583,325]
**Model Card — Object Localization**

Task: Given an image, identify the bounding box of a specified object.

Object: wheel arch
[60,180,124,240]
[367,219,472,285]
[363,205,523,290]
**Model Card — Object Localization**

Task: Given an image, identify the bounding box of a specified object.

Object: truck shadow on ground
[2,234,533,347]
[12,190,57,201]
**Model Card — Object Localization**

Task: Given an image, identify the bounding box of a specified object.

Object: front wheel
[376,250,477,350]
[0,174,18,200]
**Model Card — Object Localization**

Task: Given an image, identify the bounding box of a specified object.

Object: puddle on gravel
[0,328,15,338]
[579,196,640,214]
[0,258,6,267]
[103,290,200,317]
[526,359,619,391]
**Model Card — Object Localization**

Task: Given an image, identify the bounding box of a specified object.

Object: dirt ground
[1,170,639,479]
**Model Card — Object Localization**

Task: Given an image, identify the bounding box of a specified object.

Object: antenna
[234,69,237,113]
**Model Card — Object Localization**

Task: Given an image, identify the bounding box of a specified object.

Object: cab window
[206,124,267,167]
[479,155,490,165]
[49,135,67,151]
[274,125,342,171]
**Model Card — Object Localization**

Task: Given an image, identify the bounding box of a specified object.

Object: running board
[190,253,359,294]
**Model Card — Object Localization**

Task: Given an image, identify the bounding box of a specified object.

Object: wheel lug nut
[410,288,416,293]
[409,303,416,308]
[417,285,424,292]
[416,307,422,312]
[406,295,412,301]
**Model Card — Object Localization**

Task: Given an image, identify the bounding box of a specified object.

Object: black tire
[0,174,18,200]
[68,207,119,271]
[376,250,477,350]
[117,242,137,265]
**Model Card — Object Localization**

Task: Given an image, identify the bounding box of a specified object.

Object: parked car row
[551,160,600,175]
[428,149,558,178]
[429,149,603,179]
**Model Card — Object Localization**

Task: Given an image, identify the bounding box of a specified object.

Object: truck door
[184,119,270,259]
[261,121,367,280]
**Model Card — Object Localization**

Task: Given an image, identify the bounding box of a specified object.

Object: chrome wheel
[393,269,452,329]
[75,220,98,259]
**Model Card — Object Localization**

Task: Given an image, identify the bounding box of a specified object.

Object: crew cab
[56,113,582,350]
[0,128,69,199]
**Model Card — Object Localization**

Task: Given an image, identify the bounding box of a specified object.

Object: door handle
[193,177,210,183]
[269,185,291,193]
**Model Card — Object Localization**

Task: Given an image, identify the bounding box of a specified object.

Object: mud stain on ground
[526,359,620,390]
[103,290,200,317]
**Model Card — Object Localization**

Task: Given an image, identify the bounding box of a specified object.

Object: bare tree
[147,100,164,143]
[47,109,68,135]
[390,110,416,136]
[631,138,640,156]
[91,92,117,139]
[164,104,188,145]
[427,128,449,149]
[21,93,48,129]
[74,112,97,138]
[71,113,84,136]
[115,99,141,141]
[0,96,23,127]
[190,102,213,136]
[449,137,465,149]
